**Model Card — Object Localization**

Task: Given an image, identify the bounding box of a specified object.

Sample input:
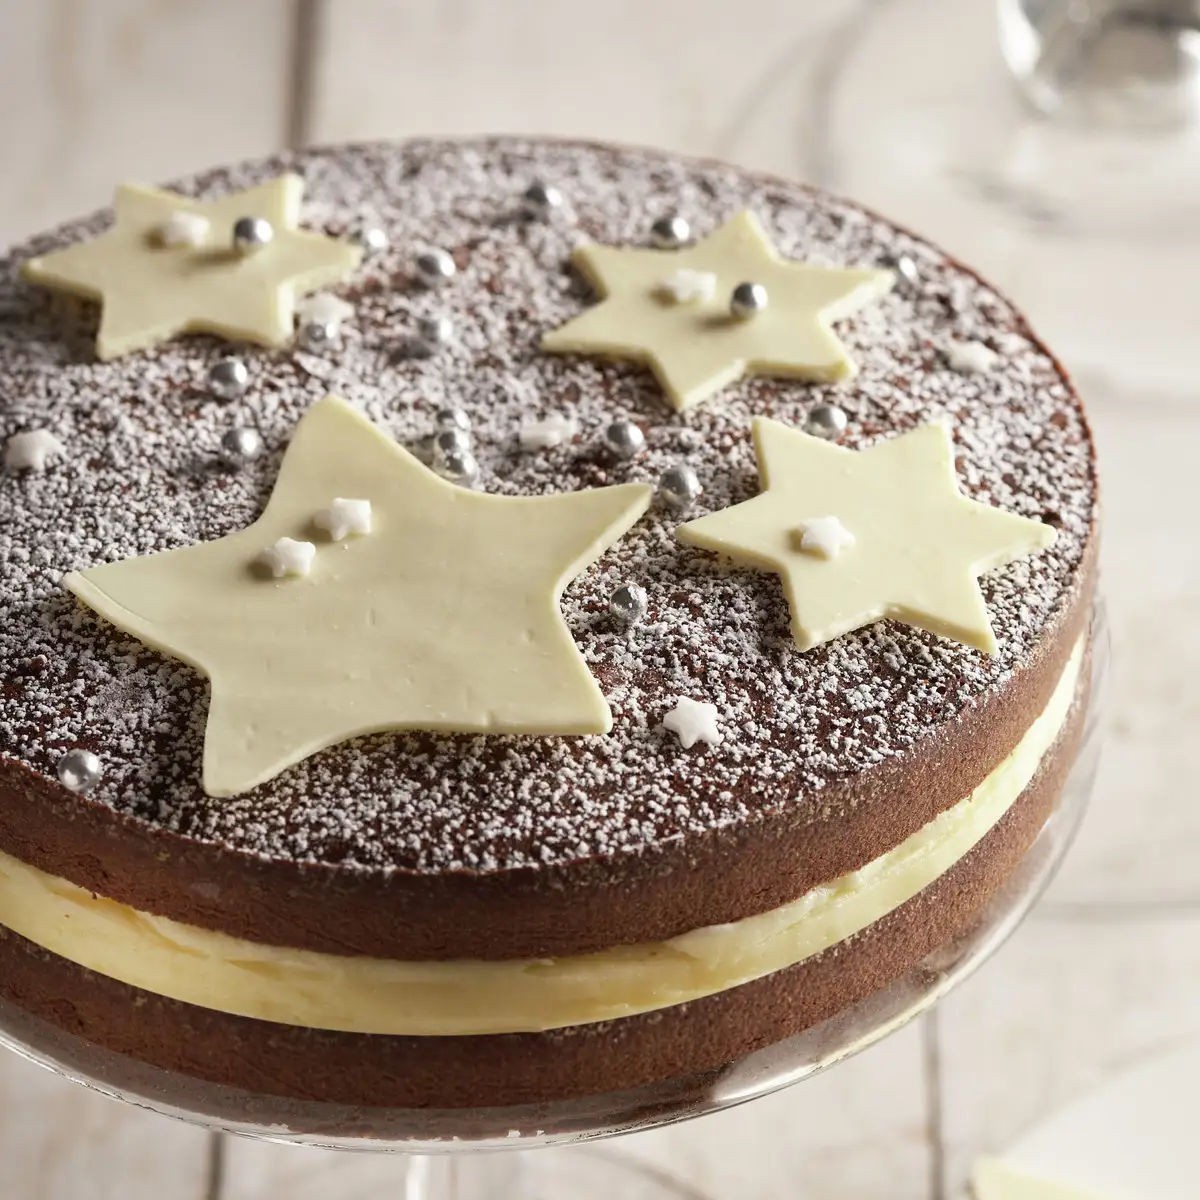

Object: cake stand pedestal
[0,613,1106,1198]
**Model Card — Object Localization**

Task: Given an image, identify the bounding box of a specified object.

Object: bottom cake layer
[0,661,1087,1113]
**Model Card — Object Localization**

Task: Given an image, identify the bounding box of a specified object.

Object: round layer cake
[0,137,1097,1113]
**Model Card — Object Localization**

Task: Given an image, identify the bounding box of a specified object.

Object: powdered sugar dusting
[0,138,1095,876]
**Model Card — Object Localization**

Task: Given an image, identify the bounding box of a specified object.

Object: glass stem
[402,1154,447,1200]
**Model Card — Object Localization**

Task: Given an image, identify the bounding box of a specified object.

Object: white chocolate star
[297,292,354,330]
[258,537,316,579]
[4,430,65,472]
[313,497,372,541]
[794,516,856,559]
[65,396,651,797]
[660,268,716,305]
[662,697,722,749]
[156,211,210,248]
[519,412,579,450]
[543,210,894,412]
[678,419,1055,655]
[22,175,361,360]
[945,340,999,374]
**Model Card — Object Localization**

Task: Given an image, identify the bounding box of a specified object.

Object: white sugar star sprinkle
[258,537,316,579]
[313,497,372,541]
[519,412,579,450]
[297,292,354,330]
[662,697,722,749]
[793,516,856,559]
[660,268,717,305]
[945,339,999,374]
[156,211,210,248]
[4,429,65,472]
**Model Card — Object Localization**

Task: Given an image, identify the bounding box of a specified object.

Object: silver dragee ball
[883,252,919,290]
[220,426,263,467]
[609,584,649,625]
[232,216,274,255]
[602,419,646,459]
[433,427,471,462]
[416,314,454,354]
[350,220,388,255]
[659,462,703,509]
[650,214,691,249]
[415,249,456,286]
[433,449,479,488]
[805,402,848,441]
[435,406,470,434]
[57,748,102,793]
[521,181,564,219]
[207,356,249,400]
[730,281,769,319]
[299,319,339,353]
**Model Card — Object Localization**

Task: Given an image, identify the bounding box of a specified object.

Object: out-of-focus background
[1,2,1197,1198]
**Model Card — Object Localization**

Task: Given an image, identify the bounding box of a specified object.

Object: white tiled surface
[937,911,1200,1196]
[2,1,1197,1196]
[0,1048,213,1199]
[0,0,292,249]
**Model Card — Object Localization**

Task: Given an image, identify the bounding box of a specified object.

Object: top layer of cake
[0,138,1095,882]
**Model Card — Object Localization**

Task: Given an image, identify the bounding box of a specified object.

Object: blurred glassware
[802,0,1200,392]
[998,0,1200,126]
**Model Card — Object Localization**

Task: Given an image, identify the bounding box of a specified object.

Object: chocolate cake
[0,137,1097,1113]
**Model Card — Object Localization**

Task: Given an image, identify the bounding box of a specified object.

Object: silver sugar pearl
[416,314,454,353]
[435,407,471,434]
[57,748,102,793]
[805,402,848,441]
[220,426,263,467]
[730,281,769,319]
[650,214,691,249]
[433,449,480,488]
[298,319,339,353]
[432,426,471,462]
[521,181,564,219]
[232,216,274,255]
[609,583,649,625]
[883,253,920,290]
[207,356,249,400]
[350,221,388,255]
[415,249,457,286]
[602,419,646,459]
[659,462,703,509]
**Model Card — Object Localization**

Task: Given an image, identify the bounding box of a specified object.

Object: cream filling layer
[0,639,1082,1037]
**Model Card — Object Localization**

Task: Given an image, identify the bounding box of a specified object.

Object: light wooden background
[1,2,1197,1197]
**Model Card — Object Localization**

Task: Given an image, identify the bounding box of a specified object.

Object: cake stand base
[336,1150,707,1200]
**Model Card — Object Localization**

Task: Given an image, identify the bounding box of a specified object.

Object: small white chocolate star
[519,412,579,449]
[678,419,1055,655]
[22,175,361,359]
[662,697,722,749]
[4,430,65,472]
[660,268,716,305]
[794,516,855,559]
[313,497,372,541]
[297,292,354,330]
[156,211,209,248]
[65,396,651,797]
[543,210,894,412]
[945,340,999,374]
[259,538,316,579]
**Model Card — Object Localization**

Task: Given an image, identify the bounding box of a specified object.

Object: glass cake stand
[0,607,1107,1198]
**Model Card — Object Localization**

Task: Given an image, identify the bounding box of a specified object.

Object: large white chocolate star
[542,211,894,412]
[65,397,651,797]
[678,419,1055,655]
[22,175,360,360]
